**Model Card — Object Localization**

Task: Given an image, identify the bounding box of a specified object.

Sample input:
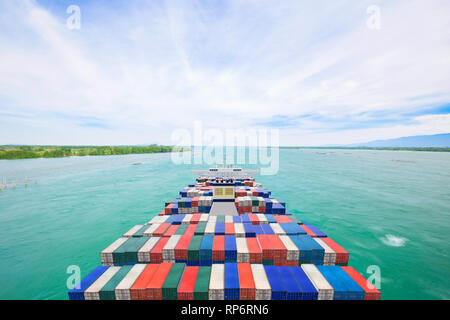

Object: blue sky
[0,0,449,146]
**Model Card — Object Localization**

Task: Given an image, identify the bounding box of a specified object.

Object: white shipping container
[182,214,193,225]
[100,237,128,266]
[162,235,182,262]
[236,237,249,263]
[143,223,161,237]
[146,215,168,225]
[199,214,209,222]
[209,264,224,300]
[279,235,299,261]
[256,214,268,224]
[251,264,271,300]
[225,216,233,223]
[234,223,245,237]
[270,223,286,235]
[313,238,336,266]
[302,264,334,300]
[123,225,144,238]
[137,237,160,263]
[208,216,217,223]
[84,267,121,300]
[205,222,216,235]
[115,264,147,300]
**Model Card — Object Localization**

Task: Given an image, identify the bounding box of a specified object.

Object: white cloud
[0,0,449,145]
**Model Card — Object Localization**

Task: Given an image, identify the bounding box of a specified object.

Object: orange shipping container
[163,225,179,237]
[237,263,255,300]
[154,223,171,237]
[225,223,235,235]
[130,264,160,300]
[299,224,316,237]
[321,237,349,265]
[341,266,380,300]
[146,263,173,300]
[246,238,262,263]
[178,266,199,300]
[273,215,293,224]
[150,237,170,263]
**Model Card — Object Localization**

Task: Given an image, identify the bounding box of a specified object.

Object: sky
[0,0,449,146]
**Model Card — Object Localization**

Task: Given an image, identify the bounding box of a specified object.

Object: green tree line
[0,145,188,160]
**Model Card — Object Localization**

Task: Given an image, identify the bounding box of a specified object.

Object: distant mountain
[350,133,450,148]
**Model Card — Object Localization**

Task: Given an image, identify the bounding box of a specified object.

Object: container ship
[68,166,381,300]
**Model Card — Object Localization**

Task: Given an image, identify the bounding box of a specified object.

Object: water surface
[0,149,449,299]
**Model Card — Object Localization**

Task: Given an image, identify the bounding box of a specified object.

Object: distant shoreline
[279,146,450,152]
[0,145,189,160]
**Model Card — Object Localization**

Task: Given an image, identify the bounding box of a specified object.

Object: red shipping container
[273,215,293,223]
[299,225,316,237]
[153,223,171,237]
[256,235,274,260]
[186,224,197,235]
[146,263,173,300]
[238,263,255,300]
[212,235,225,261]
[150,237,170,263]
[341,266,381,300]
[190,213,201,224]
[236,190,247,197]
[248,214,259,225]
[258,206,265,213]
[165,203,175,214]
[225,223,235,235]
[163,225,179,237]
[321,237,349,265]
[178,266,199,300]
[158,209,166,216]
[244,206,251,213]
[175,232,194,261]
[192,197,200,207]
[267,235,287,262]
[130,264,159,300]
[246,238,262,264]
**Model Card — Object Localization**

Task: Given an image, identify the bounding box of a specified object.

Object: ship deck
[209,202,238,216]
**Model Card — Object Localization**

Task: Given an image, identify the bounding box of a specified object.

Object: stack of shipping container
[70,176,379,300]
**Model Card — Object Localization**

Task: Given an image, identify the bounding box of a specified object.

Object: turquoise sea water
[0,149,449,300]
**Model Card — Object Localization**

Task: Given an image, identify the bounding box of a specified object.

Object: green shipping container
[175,224,188,235]
[132,225,149,237]
[187,235,203,262]
[262,259,274,266]
[162,263,186,300]
[124,237,150,264]
[252,196,259,207]
[112,238,134,264]
[194,222,207,235]
[99,265,132,300]
[216,216,225,223]
[193,266,211,300]
[290,215,302,225]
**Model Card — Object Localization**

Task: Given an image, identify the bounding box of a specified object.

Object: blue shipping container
[215,222,225,235]
[68,266,108,300]
[224,263,240,300]
[264,266,287,300]
[329,266,365,300]
[288,267,318,300]
[224,236,237,262]
[277,267,302,300]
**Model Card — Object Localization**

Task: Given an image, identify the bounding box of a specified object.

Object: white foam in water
[380,234,408,247]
